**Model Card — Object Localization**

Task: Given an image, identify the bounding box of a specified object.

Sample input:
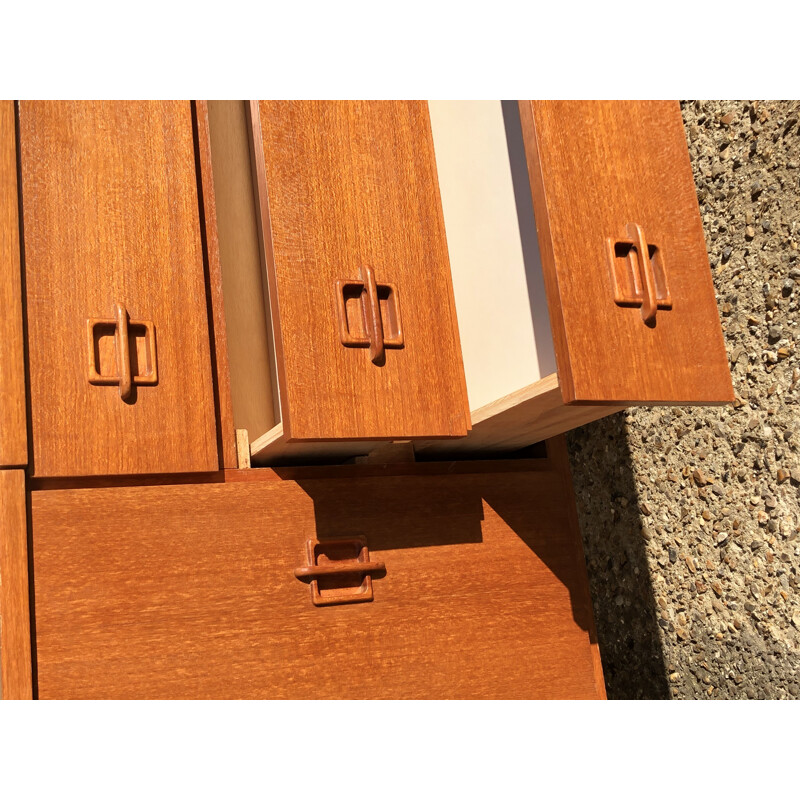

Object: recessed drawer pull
[294,538,385,606]
[335,266,403,366]
[607,223,672,326]
[87,303,158,401]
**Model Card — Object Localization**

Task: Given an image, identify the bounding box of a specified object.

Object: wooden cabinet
[2,99,735,700]
[418,101,733,457]
[28,443,603,700]
[13,100,732,470]
[18,101,220,477]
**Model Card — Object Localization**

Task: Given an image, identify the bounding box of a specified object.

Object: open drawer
[206,101,470,465]
[206,101,733,465]
[418,100,733,456]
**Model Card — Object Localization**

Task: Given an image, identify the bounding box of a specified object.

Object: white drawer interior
[428,100,556,411]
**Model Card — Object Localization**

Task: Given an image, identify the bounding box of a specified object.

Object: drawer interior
[428,100,557,410]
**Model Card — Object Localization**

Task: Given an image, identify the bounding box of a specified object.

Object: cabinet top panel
[520,101,734,405]
[253,101,469,441]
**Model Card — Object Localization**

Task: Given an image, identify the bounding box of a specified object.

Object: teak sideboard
[0,100,732,699]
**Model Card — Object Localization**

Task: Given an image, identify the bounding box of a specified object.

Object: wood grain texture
[0,102,27,466]
[235,428,251,469]
[19,102,219,476]
[206,101,278,443]
[193,101,237,470]
[519,101,734,405]
[416,373,624,456]
[0,470,32,699]
[252,101,470,442]
[545,435,606,698]
[31,457,603,699]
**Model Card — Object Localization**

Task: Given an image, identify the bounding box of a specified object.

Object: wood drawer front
[30,462,603,699]
[19,102,219,477]
[520,101,733,405]
[252,101,469,442]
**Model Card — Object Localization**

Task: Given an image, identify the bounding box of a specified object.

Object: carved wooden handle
[360,265,385,365]
[88,305,157,400]
[626,223,658,325]
[113,302,132,400]
[295,538,385,606]
[294,560,386,581]
[335,268,403,363]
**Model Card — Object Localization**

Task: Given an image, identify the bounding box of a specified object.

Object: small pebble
[693,468,709,486]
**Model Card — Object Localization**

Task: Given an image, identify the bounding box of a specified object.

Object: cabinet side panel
[429,100,556,411]
[207,101,277,443]
[193,101,237,470]
[0,470,32,699]
[0,102,27,466]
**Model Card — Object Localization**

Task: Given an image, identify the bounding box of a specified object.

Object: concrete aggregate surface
[568,100,800,699]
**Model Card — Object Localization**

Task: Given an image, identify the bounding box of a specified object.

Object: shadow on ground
[567,412,671,699]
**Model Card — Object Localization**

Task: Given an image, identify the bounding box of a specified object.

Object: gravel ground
[568,100,800,699]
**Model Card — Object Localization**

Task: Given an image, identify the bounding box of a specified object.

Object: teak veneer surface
[0,470,32,699]
[19,101,219,477]
[252,101,470,442]
[0,102,27,466]
[519,101,733,405]
[30,454,603,699]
